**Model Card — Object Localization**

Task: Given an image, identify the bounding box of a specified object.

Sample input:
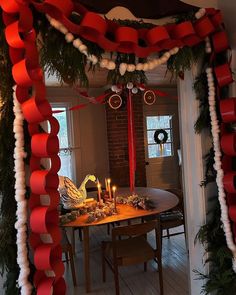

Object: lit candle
[107,178,112,200]
[97,182,102,204]
[112,186,117,209]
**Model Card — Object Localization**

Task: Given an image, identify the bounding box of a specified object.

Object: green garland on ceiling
[0,6,234,294]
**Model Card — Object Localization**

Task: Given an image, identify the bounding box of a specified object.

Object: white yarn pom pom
[107,61,116,70]
[65,33,74,43]
[127,82,134,89]
[127,64,136,72]
[78,44,87,53]
[135,63,144,71]
[131,87,138,94]
[100,58,109,68]
[148,61,155,70]
[73,38,82,48]
[164,52,171,59]
[142,63,149,71]
[58,25,68,34]
[119,63,127,76]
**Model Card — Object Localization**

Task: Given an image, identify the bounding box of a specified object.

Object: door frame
[143,102,180,189]
[178,68,210,294]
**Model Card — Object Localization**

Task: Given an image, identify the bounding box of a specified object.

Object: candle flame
[112,186,116,192]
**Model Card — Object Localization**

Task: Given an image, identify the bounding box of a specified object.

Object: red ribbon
[127,90,136,193]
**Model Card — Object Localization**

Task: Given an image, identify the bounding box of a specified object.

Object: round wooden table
[64,187,178,292]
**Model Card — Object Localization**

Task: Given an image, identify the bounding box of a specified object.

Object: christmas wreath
[154,129,168,144]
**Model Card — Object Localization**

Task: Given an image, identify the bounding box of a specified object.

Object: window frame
[145,115,174,159]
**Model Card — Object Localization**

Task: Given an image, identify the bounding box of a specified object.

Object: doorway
[143,90,180,189]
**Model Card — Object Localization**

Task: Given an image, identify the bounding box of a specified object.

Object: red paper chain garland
[1,0,236,293]
[31,0,223,58]
[207,17,236,246]
[1,1,65,294]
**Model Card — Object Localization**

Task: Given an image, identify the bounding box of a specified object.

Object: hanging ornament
[154,129,168,156]
[143,90,156,105]
[131,87,138,94]
[108,94,123,110]
[127,82,134,89]
[111,85,119,92]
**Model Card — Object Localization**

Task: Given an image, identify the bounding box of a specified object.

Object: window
[52,107,73,179]
[146,115,173,158]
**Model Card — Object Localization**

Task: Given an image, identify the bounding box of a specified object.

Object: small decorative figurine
[59,174,97,209]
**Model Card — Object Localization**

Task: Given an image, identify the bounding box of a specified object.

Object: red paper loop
[214,63,233,87]
[210,10,223,27]
[29,192,60,211]
[30,207,58,233]
[223,172,236,193]
[146,26,169,45]
[116,27,138,53]
[5,21,25,48]
[1,0,19,13]
[220,98,236,123]
[34,244,62,270]
[12,59,33,86]
[171,21,194,39]
[222,155,234,172]
[48,155,61,174]
[229,205,236,222]
[15,86,31,103]
[212,31,229,53]
[221,133,236,156]
[194,16,215,38]
[36,277,54,295]
[52,277,67,295]
[31,134,59,157]
[30,225,62,249]
[30,170,59,195]
[227,194,236,206]
[35,274,66,295]
[48,116,60,136]
[21,97,52,123]
[9,47,25,64]
[33,0,73,19]
[80,12,107,42]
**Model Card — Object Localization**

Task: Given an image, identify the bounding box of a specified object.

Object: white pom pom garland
[46,14,180,74]
[13,87,33,294]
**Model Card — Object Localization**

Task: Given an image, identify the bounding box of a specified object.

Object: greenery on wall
[0,6,235,295]
[0,12,19,295]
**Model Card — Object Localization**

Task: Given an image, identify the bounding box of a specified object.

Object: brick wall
[106,93,146,187]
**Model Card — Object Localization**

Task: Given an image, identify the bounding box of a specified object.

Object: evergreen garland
[195,200,236,294]
[0,10,20,295]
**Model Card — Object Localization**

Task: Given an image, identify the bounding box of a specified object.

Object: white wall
[46,87,109,187]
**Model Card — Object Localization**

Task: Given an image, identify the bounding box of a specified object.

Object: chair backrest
[165,188,184,212]
[112,220,158,241]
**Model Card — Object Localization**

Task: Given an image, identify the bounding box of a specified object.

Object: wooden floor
[64,224,189,295]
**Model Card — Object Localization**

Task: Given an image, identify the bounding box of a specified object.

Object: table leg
[83,227,90,293]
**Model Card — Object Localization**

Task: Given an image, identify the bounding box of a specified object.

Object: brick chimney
[106,93,146,187]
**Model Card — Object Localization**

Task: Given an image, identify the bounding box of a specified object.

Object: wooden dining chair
[160,188,186,240]
[61,228,77,286]
[101,219,163,295]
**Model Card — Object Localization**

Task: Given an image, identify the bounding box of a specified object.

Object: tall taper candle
[97,182,102,205]
[112,186,117,210]
[107,178,112,200]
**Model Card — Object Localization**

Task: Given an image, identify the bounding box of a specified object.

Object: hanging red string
[127,89,136,193]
